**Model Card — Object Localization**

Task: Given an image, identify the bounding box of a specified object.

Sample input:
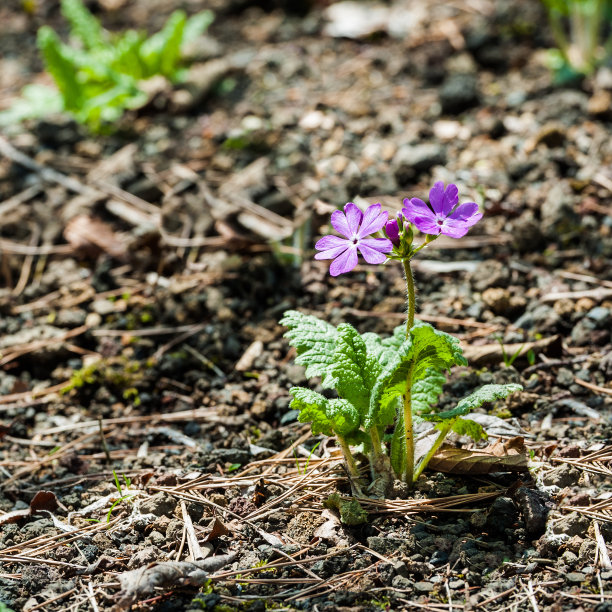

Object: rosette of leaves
[0,0,213,129]
[281,310,521,487]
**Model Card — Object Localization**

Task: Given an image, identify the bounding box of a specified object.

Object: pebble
[587,306,610,326]
[414,581,435,593]
[392,143,446,185]
[439,74,479,114]
[552,512,590,537]
[542,464,581,487]
[566,571,586,583]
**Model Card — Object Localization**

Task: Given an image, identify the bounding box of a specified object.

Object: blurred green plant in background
[541,0,612,79]
[1,0,213,129]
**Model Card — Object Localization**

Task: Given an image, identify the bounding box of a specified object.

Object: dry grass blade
[553,445,612,477]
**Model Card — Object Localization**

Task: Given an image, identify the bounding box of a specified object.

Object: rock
[286,512,326,544]
[439,74,480,114]
[392,143,446,185]
[587,306,611,326]
[551,512,590,537]
[571,317,597,346]
[556,368,575,387]
[513,487,549,537]
[561,550,578,565]
[430,550,449,566]
[414,581,435,593]
[208,448,251,465]
[139,492,177,517]
[481,287,526,316]
[540,183,579,240]
[515,304,559,332]
[566,571,586,583]
[127,546,161,569]
[470,260,510,291]
[391,575,414,590]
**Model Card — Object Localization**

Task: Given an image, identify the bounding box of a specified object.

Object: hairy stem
[401,258,416,485]
[402,258,415,334]
[402,363,415,485]
[336,434,361,482]
[412,422,452,483]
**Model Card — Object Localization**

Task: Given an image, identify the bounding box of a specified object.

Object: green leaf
[61,0,106,49]
[326,324,377,418]
[139,10,187,79]
[367,323,466,429]
[281,310,338,379]
[412,368,447,415]
[423,384,523,421]
[37,26,84,111]
[0,84,63,126]
[447,417,487,442]
[323,493,368,525]
[289,387,359,438]
[182,10,215,48]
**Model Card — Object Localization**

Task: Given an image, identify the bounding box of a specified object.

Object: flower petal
[329,245,358,276]
[384,219,400,246]
[443,183,458,215]
[429,182,447,215]
[330,209,351,238]
[358,239,392,263]
[448,201,480,222]
[357,203,387,237]
[314,237,350,260]
[315,234,349,251]
[412,215,441,235]
[344,202,364,236]
[440,218,470,239]
[402,198,434,224]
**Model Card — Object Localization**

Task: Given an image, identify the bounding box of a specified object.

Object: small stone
[587,306,610,326]
[561,550,578,565]
[566,571,586,583]
[542,464,581,487]
[392,143,446,185]
[449,579,464,589]
[414,581,435,593]
[430,550,449,566]
[140,493,177,517]
[439,74,479,114]
[588,90,612,117]
[391,575,414,590]
[556,368,575,387]
[552,512,590,537]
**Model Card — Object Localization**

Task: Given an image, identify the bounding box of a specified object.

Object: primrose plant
[281,182,522,492]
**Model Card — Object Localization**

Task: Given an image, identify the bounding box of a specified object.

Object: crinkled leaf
[61,0,106,50]
[367,323,465,429]
[140,10,187,79]
[412,368,447,415]
[281,310,338,379]
[381,324,406,351]
[289,388,359,438]
[423,384,522,421]
[326,324,375,418]
[444,417,487,442]
[37,27,83,111]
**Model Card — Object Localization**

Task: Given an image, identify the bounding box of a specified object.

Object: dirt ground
[0,0,611,610]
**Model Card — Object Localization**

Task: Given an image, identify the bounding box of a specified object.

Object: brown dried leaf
[111,553,236,611]
[64,214,128,259]
[428,437,529,475]
[202,517,229,542]
[0,490,59,526]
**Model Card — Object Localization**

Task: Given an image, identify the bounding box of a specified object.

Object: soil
[0,0,612,611]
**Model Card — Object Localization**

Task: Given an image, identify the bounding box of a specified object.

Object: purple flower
[402,182,482,239]
[315,202,393,276]
[385,218,400,246]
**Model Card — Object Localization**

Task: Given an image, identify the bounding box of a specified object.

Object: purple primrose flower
[402,182,482,239]
[384,218,400,246]
[315,202,393,276]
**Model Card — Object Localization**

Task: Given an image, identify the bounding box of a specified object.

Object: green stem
[336,434,361,481]
[401,257,416,485]
[402,258,415,334]
[412,422,452,483]
[402,364,415,485]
